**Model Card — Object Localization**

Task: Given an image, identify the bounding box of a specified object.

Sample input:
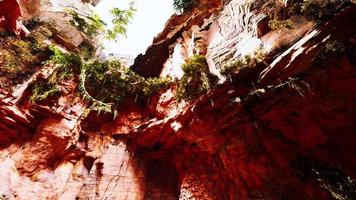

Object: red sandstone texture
[0,0,355,200]
[0,0,29,36]
[131,0,223,78]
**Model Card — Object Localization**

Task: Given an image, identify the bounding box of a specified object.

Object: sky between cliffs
[95,0,174,57]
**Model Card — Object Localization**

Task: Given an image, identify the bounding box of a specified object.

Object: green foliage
[301,0,351,24]
[80,59,171,113]
[30,80,59,103]
[9,40,37,65]
[253,47,267,64]
[81,60,131,106]
[220,47,266,79]
[220,58,248,77]
[27,44,168,115]
[68,3,136,41]
[0,25,52,85]
[29,44,170,114]
[68,9,106,37]
[47,46,82,68]
[143,77,172,96]
[27,27,52,54]
[324,40,346,54]
[29,46,82,103]
[46,45,82,81]
[315,39,347,63]
[177,55,218,101]
[106,2,137,40]
[173,0,195,13]
[268,19,294,30]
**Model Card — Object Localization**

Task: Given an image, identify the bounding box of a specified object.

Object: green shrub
[27,26,52,54]
[0,25,52,85]
[29,46,81,104]
[68,3,136,41]
[176,55,218,101]
[220,47,266,81]
[173,0,195,13]
[46,45,82,81]
[81,60,137,105]
[30,80,59,103]
[29,47,170,114]
[268,19,294,30]
[10,40,36,63]
[220,58,247,77]
[68,9,106,38]
[47,46,82,69]
[143,77,172,96]
[80,59,171,114]
[301,0,351,24]
[315,40,347,62]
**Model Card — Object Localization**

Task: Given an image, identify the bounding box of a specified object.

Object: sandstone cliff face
[18,0,99,50]
[0,0,356,200]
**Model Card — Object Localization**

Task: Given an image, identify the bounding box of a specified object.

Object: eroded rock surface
[0,0,355,200]
[0,0,29,36]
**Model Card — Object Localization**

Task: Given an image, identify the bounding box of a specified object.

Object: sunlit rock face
[0,0,356,199]
[131,0,223,78]
[18,0,41,19]
[18,0,98,49]
[159,0,316,80]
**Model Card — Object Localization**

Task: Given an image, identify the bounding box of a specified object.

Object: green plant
[314,39,347,63]
[30,80,59,103]
[29,46,82,104]
[68,9,106,38]
[173,0,195,13]
[27,27,52,54]
[301,0,351,24]
[177,55,218,101]
[0,25,52,85]
[143,77,172,96]
[81,60,132,105]
[79,59,171,114]
[220,46,266,76]
[67,3,136,41]
[106,2,137,40]
[27,43,170,114]
[47,46,82,68]
[268,19,294,30]
[10,40,37,63]
[46,45,82,81]
[220,58,247,78]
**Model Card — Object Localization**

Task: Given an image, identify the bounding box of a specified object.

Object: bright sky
[95,0,174,57]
